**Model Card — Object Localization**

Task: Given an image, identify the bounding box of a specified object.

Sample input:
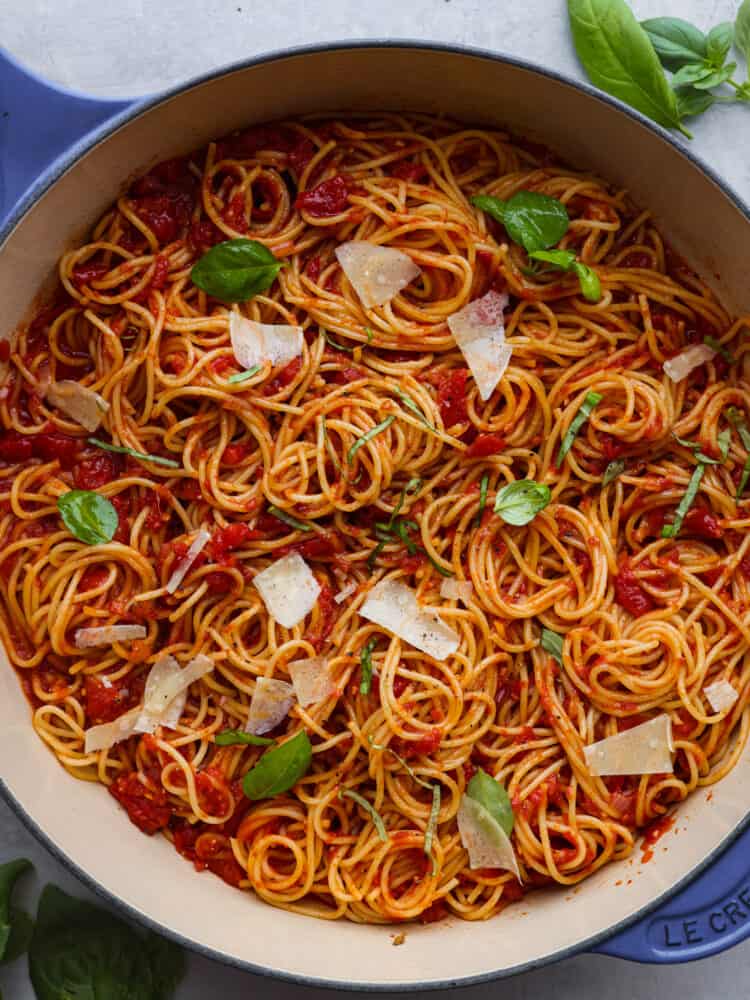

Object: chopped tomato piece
[465,433,505,458]
[109,772,171,835]
[73,451,120,489]
[436,369,469,427]
[614,560,654,616]
[211,522,253,563]
[296,175,350,217]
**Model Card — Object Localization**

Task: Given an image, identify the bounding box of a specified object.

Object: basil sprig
[89,436,180,469]
[642,16,748,99]
[0,858,32,964]
[191,238,283,302]
[466,768,514,837]
[472,191,569,253]
[215,730,274,747]
[528,249,601,303]
[558,391,603,467]
[58,490,118,545]
[359,638,377,696]
[243,730,312,799]
[540,628,564,666]
[494,480,551,526]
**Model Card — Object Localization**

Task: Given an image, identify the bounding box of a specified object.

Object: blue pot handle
[594,825,750,962]
[0,46,136,229]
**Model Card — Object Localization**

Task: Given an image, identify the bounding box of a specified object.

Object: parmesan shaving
[663,344,715,383]
[229,313,303,371]
[334,582,357,604]
[75,625,146,648]
[84,707,142,753]
[584,715,673,776]
[360,579,459,661]
[335,242,421,309]
[457,795,521,880]
[246,676,295,735]
[253,552,321,629]
[143,653,213,715]
[45,380,109,432]
[166,528,211,593]
[447,291,512,401]
[704,679,739,714]
[440,579,473,603]
[288,656,335,707]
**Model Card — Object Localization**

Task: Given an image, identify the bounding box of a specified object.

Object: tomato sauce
[295,175,351,217]
[436,368,469,427]
[614,559,654,615]
[109,772,171,835]
[641,813,675,863]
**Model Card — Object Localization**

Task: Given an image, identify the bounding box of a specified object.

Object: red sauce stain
[641,814,676,863]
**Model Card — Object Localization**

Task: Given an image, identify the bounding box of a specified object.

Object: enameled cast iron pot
[2,40,750,991]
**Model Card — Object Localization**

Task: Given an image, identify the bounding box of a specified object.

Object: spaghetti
[2,112,750,924]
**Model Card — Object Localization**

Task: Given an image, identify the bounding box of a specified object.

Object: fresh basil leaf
[737,0,750,73]
[494,479,551,526]
[675,86,716,118]
[0,859,32,962]
[473,192,569,253]
[424,784,441,874]
[530,249,576,270]
[662,463,705,538]
[540,628,564,666]
[347,415,395,464]
[88,436,180,469]
[57,490,118,545]
[476,473,489,528]
[191,238,283,303]
[603,458,626,486]
[693,63,736,90]
[568,0,685,135]
[706,22,734,67]
[528,250,601,302]
[242,730,312,800]
[671,63,714,88]
[2,907,33,964]
[267,505,313,532]
[717,427,732,461]
[466,768,514,836]
[144,931,187,1000]
[557,391,603,466]
[215,729,274,746]
[227,364,261,384]
[641,16,708,71]
[339,789,388,841]
[704,335,733,363]
[360,638,377,695]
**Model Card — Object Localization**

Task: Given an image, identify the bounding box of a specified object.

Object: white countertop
[2,0,750,996]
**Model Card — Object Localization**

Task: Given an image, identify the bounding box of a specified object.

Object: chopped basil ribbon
[88,437,180,469]
[387,477,421,528]
[367,540,386,572]
[529,249,602,303]
[347,416,395,464]
[227,364,261,384]
[718,427,732,461]
[672,432,722,465]
[602,458,625,486]
[365,327,374,342]
[424,784,441,874]
[472,191,569,253]
[662,463,705,538]
[704,335,734,363]
[394,389,437,433]
[0,858,32,963]
[242,730,312,800]
[215,730,274,747]
[359,638,377,695]
[339,789,387,842]
[322,330,355,354]
[557,391,603,466]
[494,480,551,526]
[540,628,564,666]
[728,407,750,497]
[476,473,489,528]
[267,505,313,532]
[57,490,118,546]
[466,768,514,836]
[191,238,283,302]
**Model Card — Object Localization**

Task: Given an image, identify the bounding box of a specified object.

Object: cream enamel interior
[1,46,749,988]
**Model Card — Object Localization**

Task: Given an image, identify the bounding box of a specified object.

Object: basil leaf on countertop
[674,86,716,118]
[473,191,569,253]
[466,768,514,836]
[737,0,750,74]
[640,16,708,71]
[215,729,275,746]
[540,628,564,666]
[493,479,551,526]
[706,22,734,68]
[0,859,32,963]
[191,238,283,302]
[243,729,312,800]
[568,0,686,135]
[57,490,118,546]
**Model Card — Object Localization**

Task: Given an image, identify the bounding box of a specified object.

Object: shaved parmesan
[229,313,303,371]
[75,625,146,648]
[360,579,459,661]
[253,552,321,629]
[289,656,334,707]
[663,344,715,383]
[584,715,673,776]
[334,582,357,604]
[46,380,109,432]
[457,795,521,880]
[447,291,512,401]
[143,653,213,715]
[335,242,421,309]
[84,707,141,753]
[704,679,739,714]
[167,528,211,593]
[246,676,295,735]
[440,579,473,603]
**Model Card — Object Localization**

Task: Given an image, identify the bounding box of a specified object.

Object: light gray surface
[1,0,750,996]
